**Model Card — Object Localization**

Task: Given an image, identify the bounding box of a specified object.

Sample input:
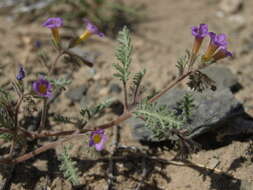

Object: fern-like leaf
[134,102,182,140]
[114,26,133,83]
[187,71,216,92]
[49,77,72,90]
[176,50,191,76]
[131,69,146,103]
[59,146,80,186]
[53,114,73,124]
[80,98,114,119]
[176,93,195,122]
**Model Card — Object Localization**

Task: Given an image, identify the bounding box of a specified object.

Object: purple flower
[68,19,104,48]
[42,17,63,44]
[16,66,25,81]
[35,40,42,49]
[204,32,229,60]
[89,129,107,151]
[191,24,209,56]
[33,77,52,98]
[42,17,63,29]
[84,19,104,37]
[191,24,209,38]
[213,47,233,61]
[208,32,228,48]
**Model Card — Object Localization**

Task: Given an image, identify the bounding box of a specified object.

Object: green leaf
[58,146,80,186]
[134,102,183,140]
[113,26,133,83]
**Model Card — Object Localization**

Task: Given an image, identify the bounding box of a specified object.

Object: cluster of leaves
[0,89,14,127]
[187,71,216,92]
[80,98,115,120]
[176,50,191,76]
[176,93,195,123]
[133,93,196,141]
[134,102,182,140]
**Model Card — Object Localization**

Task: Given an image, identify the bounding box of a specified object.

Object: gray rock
[228,14,246,32]
[201,66,241,93]
[109,83,122,94]
[241,34,253,55]
[131,88,244,142]
[67,48,100,64]
[65,85,88,103]
[219,0,243,14]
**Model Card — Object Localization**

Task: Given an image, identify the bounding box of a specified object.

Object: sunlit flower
[69,19,104,48]
[33,77,52,98]
[212,47,232,61]
[89,129,107,151]
[203,32,228,61]
[16,66,25,81]
[42,17,63,43]
[191,24,209,56]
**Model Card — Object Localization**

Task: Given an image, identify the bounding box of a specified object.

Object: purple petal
[209,32,228,47]
[84,18,104,37]
[42,17,63,29]
[220,47,233,57]
[16,66,25,80]
[95,134,107,151]
[191,24,208,38]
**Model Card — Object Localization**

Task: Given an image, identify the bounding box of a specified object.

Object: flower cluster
[191,24,232,62]
[42,17,104,48]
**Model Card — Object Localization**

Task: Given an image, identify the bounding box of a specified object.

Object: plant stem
[49,52,63,75]
[123,81,128,111]
[38,98,48,132]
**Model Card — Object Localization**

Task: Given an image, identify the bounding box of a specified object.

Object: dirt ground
[1,0,253,189]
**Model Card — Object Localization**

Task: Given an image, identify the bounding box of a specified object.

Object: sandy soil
[1,0,253,189]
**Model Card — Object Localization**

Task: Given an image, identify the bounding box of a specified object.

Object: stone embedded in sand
[220,0,243,14]
[130,66,245,142]
[65,85,88,103]
[201,66,242,93]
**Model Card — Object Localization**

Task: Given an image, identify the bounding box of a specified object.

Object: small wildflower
[42,17,63,44]
[16,66,25,81]
[33,76,52,98]
[212,47,232,61]
[203,32,228,61]
[34,40,42,49]
[191,24,209,56]
[69,19,104,48]
[89,129,107,151]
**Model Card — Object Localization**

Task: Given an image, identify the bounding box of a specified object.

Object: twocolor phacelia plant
[0,16,235,188]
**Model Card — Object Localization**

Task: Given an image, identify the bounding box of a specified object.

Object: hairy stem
[123,81,128,111]
[38,98,48,132]
[49,52,63,75]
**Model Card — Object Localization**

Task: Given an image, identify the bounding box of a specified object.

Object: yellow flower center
[93,134,101,144]
[38,84,47,94]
